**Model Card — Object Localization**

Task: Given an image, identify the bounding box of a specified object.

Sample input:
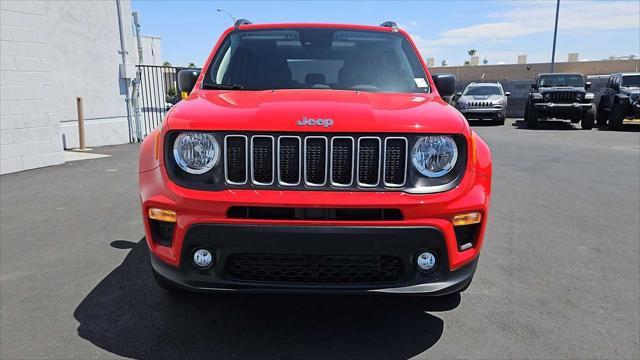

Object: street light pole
[550,0,560,73]
[217,8,236,24]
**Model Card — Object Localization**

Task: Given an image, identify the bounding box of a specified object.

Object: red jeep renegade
[139,21,492,296]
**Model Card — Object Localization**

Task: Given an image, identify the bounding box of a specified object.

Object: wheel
[609,103,625,130]
[581,105,595,130]
[495,118,505,126]
[152,267,184,293]
[525,102,538,128]
[493,114,505,125]
[596,102,609,127]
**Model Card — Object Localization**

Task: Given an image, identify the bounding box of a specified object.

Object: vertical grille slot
[251,136,274,185]
[278,136,301,186]
[357,137,381,187]
[330,137,354,186]
[304,137,327,186]
[225,135,248,185]
[384,137,407,187]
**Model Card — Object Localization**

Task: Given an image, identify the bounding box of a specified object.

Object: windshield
[204,28,429,93]
[464,85,502,96]
[621,75,640,87]
[538,74,584,87]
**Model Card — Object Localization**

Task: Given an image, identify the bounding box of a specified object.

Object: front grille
[251,136,274,184]
[224,253,405,284]
[224,134,408,190]
[470,101,492,108]
[548,92,577,103]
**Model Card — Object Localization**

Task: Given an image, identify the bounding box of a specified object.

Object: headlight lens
[173,132,220,174]
[585,93,595,100]
[411,136,458,178]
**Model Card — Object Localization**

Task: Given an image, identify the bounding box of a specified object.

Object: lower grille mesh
[225,253,404,284]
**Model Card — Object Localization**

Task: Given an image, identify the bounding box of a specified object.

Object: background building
[1,0,162,174]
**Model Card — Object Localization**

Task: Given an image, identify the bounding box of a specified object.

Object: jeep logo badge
[297,116,333,128]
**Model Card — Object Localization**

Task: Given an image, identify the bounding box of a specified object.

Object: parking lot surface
[1,119,639,359]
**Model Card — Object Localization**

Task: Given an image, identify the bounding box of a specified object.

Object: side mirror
[504,91,511,96]
[178,69,201,95]
[585,81,591,89]
[432,74,456,98]
[531,83,538,90]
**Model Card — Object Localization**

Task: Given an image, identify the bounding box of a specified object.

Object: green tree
[162,61,172,67]
[188,62,196,68]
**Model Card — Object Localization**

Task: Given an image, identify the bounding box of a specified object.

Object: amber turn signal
[452,212,482,226]
[148,208,177,223]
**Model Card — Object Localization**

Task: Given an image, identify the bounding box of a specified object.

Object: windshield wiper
[202,83,244,90]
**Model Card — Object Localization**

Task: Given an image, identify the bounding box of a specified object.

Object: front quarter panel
[139,129,160,173]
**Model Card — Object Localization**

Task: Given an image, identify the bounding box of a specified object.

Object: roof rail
[379,21,398,32]
[234,19,253,28]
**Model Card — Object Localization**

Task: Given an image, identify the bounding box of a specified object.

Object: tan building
[568,53,579,62]
[430,59,640,81]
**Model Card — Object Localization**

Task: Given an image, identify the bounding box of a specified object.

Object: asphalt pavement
[1,119,639,359]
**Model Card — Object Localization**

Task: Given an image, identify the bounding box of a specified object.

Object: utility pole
[550,0,560,73]
[131,11,143,142]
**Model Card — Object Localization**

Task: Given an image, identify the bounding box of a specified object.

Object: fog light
[416,251,437,272]
[193,248,214,270]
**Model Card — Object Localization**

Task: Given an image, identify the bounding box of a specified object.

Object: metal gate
[130,65,200,141]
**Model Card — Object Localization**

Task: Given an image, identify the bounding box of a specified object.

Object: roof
[228,22,399,33]
[537,72,584,76]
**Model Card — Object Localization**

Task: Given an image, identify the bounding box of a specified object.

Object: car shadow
[596,123,640,132]
[74,239,458,359]
[512,119,579,130]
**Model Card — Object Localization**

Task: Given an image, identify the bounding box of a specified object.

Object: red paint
[139,23,492,273]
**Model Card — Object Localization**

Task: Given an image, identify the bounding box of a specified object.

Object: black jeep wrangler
[597,72,640,130]
[524,73,595,129]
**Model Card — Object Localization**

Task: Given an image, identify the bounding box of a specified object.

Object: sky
[132,0,640,68]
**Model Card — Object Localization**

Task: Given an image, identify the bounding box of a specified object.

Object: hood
[621,87,640,94]
[538,87,585,93]
[461,94,503,101]
[167,89,466,134]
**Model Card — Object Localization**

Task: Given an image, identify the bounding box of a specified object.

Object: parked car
[454,82,510,125]
[524,73,595,129]
[138,21,492,297]
[597,72,640,130]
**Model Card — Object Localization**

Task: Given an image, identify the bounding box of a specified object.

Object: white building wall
[47,0,136,149]
[1,0,65,174]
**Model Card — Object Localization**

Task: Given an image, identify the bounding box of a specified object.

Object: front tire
[581,105,595,130]
[609,103,625,130]
[525,102,538,129]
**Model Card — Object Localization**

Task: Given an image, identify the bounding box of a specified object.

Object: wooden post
[76,97,86,150]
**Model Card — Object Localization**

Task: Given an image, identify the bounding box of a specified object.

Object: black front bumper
[150,224,477,295]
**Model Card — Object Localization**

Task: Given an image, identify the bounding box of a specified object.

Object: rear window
[204,28,429,93]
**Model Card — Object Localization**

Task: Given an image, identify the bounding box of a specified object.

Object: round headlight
[173,132,220,174]
[411,136,458,178]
